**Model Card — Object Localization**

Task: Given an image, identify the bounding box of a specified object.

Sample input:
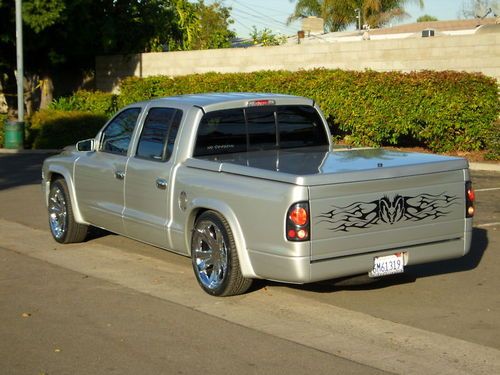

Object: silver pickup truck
[42,93,475,296]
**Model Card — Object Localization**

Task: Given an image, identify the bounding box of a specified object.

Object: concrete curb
[0,148,60,154]
[469,162,500,172]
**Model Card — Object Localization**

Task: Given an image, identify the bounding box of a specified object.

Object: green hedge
[50,90,118,116]
[0,113,6,147]
[29,109,108,149]
[116,69,499,153]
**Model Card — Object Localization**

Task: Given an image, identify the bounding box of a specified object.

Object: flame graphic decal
[317,193,458,232]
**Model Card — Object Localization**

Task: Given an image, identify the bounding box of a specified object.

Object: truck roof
[132,93,314,112]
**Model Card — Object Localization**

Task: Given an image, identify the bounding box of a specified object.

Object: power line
[232,0,291,28]
[230,7,296,33]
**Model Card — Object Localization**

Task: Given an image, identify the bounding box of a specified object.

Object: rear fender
[187,198,257,279]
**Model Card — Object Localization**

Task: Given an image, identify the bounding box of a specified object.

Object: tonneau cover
[186,147,468,186]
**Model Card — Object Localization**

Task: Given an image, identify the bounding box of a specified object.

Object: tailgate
[310,170,466,261]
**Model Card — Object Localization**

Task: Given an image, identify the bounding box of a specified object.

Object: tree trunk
[39,76,54,110]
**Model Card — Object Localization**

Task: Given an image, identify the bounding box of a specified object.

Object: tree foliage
[169,0,236,51]
[416,14,438,22]
[250,27,288,46]
[460,0,499,18]
[193,1,236,50]
[0,0,235,114]
[288,0,424,32]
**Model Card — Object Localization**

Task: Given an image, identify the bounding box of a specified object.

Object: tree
[417,14,438,22]
[192,1,236,50]
[460,0,499,18]
[288,0,424,32]
[250,27,287,46]
[0,0,235,116]
[169,0,236,51]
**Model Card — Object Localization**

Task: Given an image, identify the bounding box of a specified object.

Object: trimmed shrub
[29,109,108,149]
[117,69,499,153]
[50,90,118,116]
[485,120,500,160]
[0,113,6,147]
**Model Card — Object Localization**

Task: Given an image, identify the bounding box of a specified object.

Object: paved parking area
[0,152,499,374]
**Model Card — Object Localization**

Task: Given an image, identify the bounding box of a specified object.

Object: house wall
[95,33,500,92]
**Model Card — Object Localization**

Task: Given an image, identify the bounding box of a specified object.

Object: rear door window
[136,107,182,161]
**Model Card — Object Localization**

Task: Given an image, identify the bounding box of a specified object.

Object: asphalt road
[1,153,499,374]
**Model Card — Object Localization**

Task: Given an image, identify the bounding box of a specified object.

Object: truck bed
[187,146,470,276]
[187,146,468,185]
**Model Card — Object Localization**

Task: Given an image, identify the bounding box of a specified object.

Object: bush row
[36,69,499,153]
[28,109,108,149]
[0,113,6,147]
[50,90,118,116]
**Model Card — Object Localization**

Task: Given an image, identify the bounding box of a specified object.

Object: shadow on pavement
[279,227,488,294]
[0,153,55,190]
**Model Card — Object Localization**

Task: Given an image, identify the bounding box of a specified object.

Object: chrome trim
[192,219,228,290]
[114,171,125,180]
[156,178,168,190]
[48,185,67,239]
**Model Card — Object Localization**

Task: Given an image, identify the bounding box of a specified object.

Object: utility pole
[355,8,361,31]
[15,0,24,122]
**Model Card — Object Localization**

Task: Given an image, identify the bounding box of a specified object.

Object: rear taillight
[286,202,310,241]
[466,181,475,218]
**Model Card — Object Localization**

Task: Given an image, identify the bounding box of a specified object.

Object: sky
[203,0,482,38]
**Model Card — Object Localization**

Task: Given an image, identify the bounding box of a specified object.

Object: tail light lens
[465,181,475,218]
[286,202,310,241]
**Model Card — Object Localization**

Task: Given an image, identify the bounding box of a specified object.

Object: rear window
[194,105,328,156]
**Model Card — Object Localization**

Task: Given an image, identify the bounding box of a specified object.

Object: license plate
[369,253,405,277]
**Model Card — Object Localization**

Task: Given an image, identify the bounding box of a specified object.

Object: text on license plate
[369,253,405,278]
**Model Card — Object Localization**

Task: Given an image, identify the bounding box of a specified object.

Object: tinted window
[194,105,328,157]
[136,107,182,161]
[246,107,277,151]
[194,109,246,156]
[101,108,141,155]
[277,106,328,148]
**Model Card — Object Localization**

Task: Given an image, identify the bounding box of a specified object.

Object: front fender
[44,162,87,225]
[187,197,258,279]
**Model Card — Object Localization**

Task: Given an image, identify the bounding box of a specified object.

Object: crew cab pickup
[42,93,475,296]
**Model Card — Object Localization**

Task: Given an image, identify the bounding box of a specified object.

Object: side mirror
[76,138,96,152]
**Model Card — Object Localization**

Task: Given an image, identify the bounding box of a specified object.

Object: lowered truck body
[42,93,474,296]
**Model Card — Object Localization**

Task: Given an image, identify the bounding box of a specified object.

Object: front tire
[48,179,88,244]
[191,211,252,296]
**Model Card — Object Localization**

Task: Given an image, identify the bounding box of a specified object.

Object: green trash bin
[3,120,24,149]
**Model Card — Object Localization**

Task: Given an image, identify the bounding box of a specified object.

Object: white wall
[96,33,500,92]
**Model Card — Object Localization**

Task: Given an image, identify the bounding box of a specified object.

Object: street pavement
[2,248,386,375]
[0,152,499,374]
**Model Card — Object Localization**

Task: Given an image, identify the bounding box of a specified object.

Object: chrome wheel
[48,185,67,240]
[192,219,228,291]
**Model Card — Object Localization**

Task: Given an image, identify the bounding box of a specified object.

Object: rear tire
[191,211,252,296]
[48,179,88,244]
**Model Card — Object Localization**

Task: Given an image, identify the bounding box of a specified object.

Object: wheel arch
[45,166,86,224]
[185,198,257,279]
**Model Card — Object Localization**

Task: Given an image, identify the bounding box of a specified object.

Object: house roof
[369,18,498,35]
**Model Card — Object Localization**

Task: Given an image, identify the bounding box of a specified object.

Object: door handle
[156,178,168,190]
[115,171,125,180]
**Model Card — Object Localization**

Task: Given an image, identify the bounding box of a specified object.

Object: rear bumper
[248,224,472,284]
